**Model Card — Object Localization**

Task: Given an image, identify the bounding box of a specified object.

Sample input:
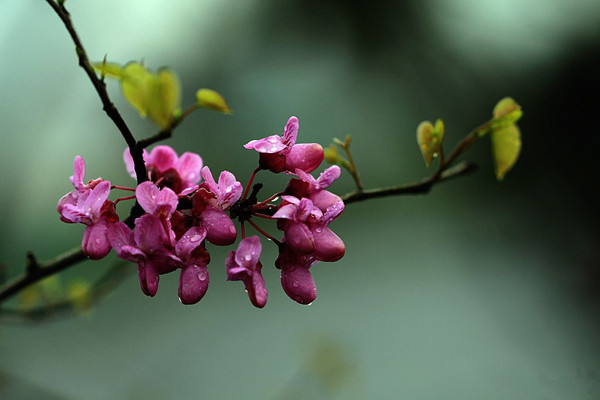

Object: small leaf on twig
[195,89,231,113]
[416,119,445,167]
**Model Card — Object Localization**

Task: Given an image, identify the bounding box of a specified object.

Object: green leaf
[195,89,231,113]
[120,62,153,117]
[146,68,181,129]
[416,119,444,167]
[324,144,350,169]
[491,124,521,180]
[491,97,523,129]
[93,62,124,78]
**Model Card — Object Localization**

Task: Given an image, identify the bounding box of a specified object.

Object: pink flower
[58,156,115,260]
[244,116,324,173]
[200,166,242,210]
[124,145,202,194]
[135,181,179,218]
[275,244,318,305]
[273,196,345,262]
[288,166,345,216]
[175,227,211,305]
[108,215,179,296]
[226,236,268,308]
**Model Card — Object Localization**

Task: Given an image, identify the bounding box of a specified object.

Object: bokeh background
[1,0,599,398]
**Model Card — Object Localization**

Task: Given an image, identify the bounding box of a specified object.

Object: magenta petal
[312,227,345,262]
[81,219,111,260]
[218,171,242,209]
[178,263,209,304]
[139,259,160,297]
[285,143,324,173]
[135,182,159,214]
[87,180,111,217]
[200,166,218,193]
[176,152,203,185]
[246,267,267,308]
[234,236,262,267]
[272,204,297,220]
[281,265,316,305]
[175,226,207,260]
[108,222,135,253]
[70,156,86,191]
[282,116,299,147]
[57,191,79,223]
[134,215,169,253]
[244,135,287,153]
[201,206,237,246]
[155,186,179,215]
[225,251,246,280]
[311,190,343,213]
[147,145,178,172]
[285,221,315,254]
[316,166,341,189]
[322,200,345,225]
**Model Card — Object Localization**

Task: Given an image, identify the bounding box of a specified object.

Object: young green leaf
[491,124,521,180]
[491,97,523,129]
[195,89,231,113]
[146,68,181,129]
[416,119,444,167]
[93,62,124,78]
[120,62,153,118]
[324,144,350,169]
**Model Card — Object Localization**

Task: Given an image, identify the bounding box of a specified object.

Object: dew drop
[292,281,299,288]
[190,234,202,243]
[268,137,278,143]
[229,226,237,234]
[197,270,208,281]
[244,254,252,261]
[315,228,322,233]
[225,187,232,193]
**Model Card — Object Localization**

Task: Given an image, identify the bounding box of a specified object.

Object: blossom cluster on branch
[57,117,345,307]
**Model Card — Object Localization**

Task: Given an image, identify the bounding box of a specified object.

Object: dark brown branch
[342,161,477,204]
[0,247,86,303]
[44,0,147,185]
[0,260,132,322]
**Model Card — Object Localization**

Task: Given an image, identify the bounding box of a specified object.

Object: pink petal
[81,219,111,260]
[284,221,315,254]
[246,266,268,308]
[176,152,203,185]
[139,259,160,297]
[70,156,86,191]
[272,204,297,220]
[312,227,345,262]
[311,190,343,214]
[200,206,237,246]
[87,180,111,217]
[316,166,341,189]
[57,191,79,223]
[200,166,218,193]
[107,222,136,254]
[234,236,262,268]
[218,171,242,209]
[244,135,286,153]
[225,251,246,280]
[175,226,207,260]
[134,214,170,253]
[322,200,345,225]
[147,145,178,172]
[135,181,160,214]
[280,264,316,305]
[285,143,324,173]
[155,186,179,216]
[282,116,299,147]
[178,263,209,304]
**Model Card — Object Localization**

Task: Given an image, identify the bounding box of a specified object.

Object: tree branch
[44,0,147,185]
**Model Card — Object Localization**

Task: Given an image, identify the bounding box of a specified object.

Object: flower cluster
[58,116,345,307]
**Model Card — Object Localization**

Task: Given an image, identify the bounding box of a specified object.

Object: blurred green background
[1,0,599,398]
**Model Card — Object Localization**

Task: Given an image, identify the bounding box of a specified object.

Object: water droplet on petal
[270,145,278,152]
[225,186,232,193]
[292,281,299,288]
[228,226,236,234]
[197,270,208,281]
[190,234,202,243]
[315,228,322,233]
[244,254,252,261]
[268,137,278,143]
